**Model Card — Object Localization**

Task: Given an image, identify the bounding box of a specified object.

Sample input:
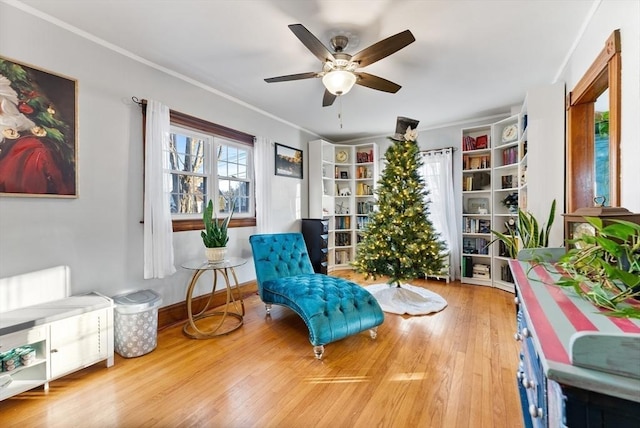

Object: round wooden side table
[181,257,247,339]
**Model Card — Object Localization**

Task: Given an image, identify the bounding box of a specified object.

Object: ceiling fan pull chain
[339,97,343,129]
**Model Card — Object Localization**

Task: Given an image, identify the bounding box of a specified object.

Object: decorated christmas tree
[352,125,446,286]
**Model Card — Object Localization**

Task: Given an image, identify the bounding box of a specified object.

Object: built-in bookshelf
[308,139,378,270]
[460,83,565,292]
[461,124,494,287]
[461,115,526,292]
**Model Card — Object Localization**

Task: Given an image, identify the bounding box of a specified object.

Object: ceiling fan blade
[322,90,337,107]
[288,24,336,63]
[351,30,415,68]
[264,71,319,83]
[355,72,402,93]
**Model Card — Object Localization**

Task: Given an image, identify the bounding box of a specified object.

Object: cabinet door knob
[522,377,535,389]
[528,404,543,418]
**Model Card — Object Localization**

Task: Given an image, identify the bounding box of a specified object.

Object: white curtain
[420,148,460,279]
[143,100,176,279]
[254,136,273,233]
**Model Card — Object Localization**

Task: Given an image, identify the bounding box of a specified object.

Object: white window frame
[168,124,255,219]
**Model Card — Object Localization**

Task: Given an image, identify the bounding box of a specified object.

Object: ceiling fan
[264,24,416,107]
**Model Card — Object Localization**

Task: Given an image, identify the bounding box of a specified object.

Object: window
[567,30,620,212]
[168,126,253,218]
[144,106,256,231]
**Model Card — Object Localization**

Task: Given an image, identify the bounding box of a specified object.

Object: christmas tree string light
[352,126,446,286]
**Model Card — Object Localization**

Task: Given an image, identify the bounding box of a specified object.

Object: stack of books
[472,263,490,279]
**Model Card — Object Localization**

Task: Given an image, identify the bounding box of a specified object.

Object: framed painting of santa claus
[0,56,77,197]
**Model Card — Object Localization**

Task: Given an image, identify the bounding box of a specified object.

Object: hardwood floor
[0,274,523,428]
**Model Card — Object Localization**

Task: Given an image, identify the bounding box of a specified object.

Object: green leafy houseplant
[490,199,557,258]
[556,217,640,318]
[201,199,234,248]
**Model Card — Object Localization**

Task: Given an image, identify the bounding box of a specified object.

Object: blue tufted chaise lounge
[249,233,384,359]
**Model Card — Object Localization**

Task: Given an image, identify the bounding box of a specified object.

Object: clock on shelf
[336,150,348,163]
[563,204,640,250]
[501,124,518,142]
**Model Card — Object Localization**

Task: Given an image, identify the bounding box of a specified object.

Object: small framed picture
[340,171,348,179]
[275,143,303,179]
[467,198,489,214]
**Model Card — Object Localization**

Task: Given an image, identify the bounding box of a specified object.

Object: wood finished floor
[0,273,523,428]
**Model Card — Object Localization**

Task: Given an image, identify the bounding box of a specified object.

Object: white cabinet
[0,294,114,401]
[0,326,48,401]
[50,308,111,379]
[308,139,378,271]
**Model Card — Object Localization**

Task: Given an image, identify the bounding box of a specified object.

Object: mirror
[567,30,620,212]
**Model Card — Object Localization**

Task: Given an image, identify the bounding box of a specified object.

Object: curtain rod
[132,96,146,106]
[421,146,456,154]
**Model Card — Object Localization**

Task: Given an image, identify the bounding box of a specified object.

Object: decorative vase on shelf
[508,205,518,214]
[205,247,227,263]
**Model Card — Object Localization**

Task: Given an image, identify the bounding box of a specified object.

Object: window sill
[172,217,256,232]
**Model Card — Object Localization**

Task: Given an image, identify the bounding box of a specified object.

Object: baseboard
[157,280,258,330]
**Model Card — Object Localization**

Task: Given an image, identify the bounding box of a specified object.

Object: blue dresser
[510,260,640,427]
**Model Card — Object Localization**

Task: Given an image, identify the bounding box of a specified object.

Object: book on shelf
[463,237,489,255]
[463,155,490,170]
[501,265,514,283]
[462,135,490,151]
[501,146,518,165]
[356,182,373,195]
[462,218,491,234]
[472,263,490,279]
[356,150,374,163]
[357,201,375,214]
[356,166,372,178]
[335,231,352,247]
[335,249,351,265]
[462,256,473,277]
[501,175,515,189]
[463,175,473,191]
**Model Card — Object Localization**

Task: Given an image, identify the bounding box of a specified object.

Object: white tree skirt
[366,283,448,315]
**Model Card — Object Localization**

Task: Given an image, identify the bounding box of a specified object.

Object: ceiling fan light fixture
[322,70,357,96]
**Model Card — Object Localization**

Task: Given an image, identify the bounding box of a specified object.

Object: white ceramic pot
[205,247,227,262]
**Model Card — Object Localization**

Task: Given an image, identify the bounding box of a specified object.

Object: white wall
[0,4,315,306]
[1,1,638,303]
[560,0,640,212]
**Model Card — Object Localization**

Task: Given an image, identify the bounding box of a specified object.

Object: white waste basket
[113,289,162,358]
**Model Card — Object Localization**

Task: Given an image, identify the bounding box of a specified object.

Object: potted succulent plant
[201,198,235,262]
[556,217,640,318]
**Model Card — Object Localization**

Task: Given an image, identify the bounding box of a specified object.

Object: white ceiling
[15,0,597,142]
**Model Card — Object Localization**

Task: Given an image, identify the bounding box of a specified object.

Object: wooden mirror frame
[566,29,621,212]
